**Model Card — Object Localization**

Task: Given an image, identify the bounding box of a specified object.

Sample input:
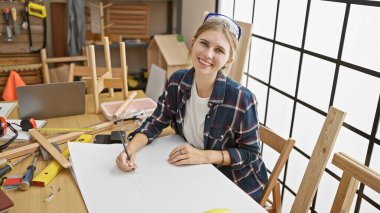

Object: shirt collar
[180,68,226,105]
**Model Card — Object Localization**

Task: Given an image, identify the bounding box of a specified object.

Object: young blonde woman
[116,13,268,202]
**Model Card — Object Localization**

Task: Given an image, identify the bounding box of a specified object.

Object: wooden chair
[84,37,129,113]
[259,124,296,213]
[330,152,380,213]
[40,48,88,84]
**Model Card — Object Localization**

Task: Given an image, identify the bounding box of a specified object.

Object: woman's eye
[200,41,208,47]
[216,48,225,54]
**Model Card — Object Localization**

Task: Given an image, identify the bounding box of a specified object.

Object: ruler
[32,134,93,187]
[37,127,95,133]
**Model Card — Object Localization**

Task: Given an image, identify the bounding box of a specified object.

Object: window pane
[360,198,379,213]
[292,104,325,156]
[266,89,293,138]
[234,0,253,23]
[304,1,346,58]
[252,0,277,39]
[298,54,335,112]
[218,0,234,17]
[286,150,309,192]
[334,66,380,134]
[276,0,308,47]
[342,5,380,71]
[249,37,273,83]
[282,189,296,213]
[271,45,300,96]
[315,173,341,213]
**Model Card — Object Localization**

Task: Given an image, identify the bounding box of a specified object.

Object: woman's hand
[116,151,136,172]
[168,145,209,165]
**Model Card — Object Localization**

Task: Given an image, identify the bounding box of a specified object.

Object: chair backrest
[40,48,88,83]
[330,152,380,213]
[228,20,252,83]
[259,124,296,212]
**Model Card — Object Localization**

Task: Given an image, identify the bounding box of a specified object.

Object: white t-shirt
[183,81,210,150]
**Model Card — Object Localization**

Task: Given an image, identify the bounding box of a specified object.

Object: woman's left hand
[168,145,208,165]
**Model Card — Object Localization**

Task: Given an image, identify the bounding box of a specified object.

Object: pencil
[121,136,134,172]
[122,140,131,161]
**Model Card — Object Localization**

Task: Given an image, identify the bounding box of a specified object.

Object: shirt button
[221,135,224,139]
[206,115,210,118]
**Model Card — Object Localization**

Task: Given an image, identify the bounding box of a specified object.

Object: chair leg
[272,181,282,213]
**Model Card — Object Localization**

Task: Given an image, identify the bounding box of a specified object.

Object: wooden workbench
[3,90,172,213]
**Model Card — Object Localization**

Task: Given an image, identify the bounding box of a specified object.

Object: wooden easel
[85,36,129,113]
[89,1,113,43]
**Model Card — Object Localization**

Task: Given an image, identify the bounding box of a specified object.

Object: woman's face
[191,30,232,78]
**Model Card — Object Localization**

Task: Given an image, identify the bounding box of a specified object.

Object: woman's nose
[204,48,213,59]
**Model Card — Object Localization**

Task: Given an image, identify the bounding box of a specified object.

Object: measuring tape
[32,134,93,187]
[37,128,95,132]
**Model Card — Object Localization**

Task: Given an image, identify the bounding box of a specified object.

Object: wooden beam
[290,107,346,213]
[29,129,71,168]
[333,152,380,193]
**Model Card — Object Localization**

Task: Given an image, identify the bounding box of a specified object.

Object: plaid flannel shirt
[129,68,268,202]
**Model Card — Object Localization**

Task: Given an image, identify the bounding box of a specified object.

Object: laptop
[17,81,86,119]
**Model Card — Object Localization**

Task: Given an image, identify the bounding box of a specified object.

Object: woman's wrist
[205,150,225,165]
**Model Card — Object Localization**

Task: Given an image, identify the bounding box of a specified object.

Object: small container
[101,98,157,121]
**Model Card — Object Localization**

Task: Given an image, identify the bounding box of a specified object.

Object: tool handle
[0,164,12,178]
[19,165,36,190]
[3,8,10,25]
[11,8,17,21]
[0,158,7,168]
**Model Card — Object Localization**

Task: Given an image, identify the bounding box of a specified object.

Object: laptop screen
[17,81,86,119]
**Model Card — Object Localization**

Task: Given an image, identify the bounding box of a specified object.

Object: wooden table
[2,90,170,213]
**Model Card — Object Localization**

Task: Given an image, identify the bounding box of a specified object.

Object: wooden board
[106,3,149,39]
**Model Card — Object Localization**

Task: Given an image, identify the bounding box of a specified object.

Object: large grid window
[219,0,380,212]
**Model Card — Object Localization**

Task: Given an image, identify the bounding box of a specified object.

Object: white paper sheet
[68,135,266,213]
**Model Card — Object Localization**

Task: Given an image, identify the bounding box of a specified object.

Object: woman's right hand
[116,151,136,172]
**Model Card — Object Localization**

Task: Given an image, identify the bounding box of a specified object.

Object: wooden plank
[29,129,71,168]
[113,91,137,119]
[330,171,360,213]
[333,152,380,193]
[290,107,346,213]
[107,3,149,39]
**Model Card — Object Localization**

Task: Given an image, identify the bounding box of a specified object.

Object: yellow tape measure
[37,128,95,132]
[32,134,93,187]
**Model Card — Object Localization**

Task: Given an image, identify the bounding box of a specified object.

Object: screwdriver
[0,153,33,178]
[19,151,39,191]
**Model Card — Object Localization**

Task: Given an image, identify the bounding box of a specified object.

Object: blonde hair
[188,20,239,75]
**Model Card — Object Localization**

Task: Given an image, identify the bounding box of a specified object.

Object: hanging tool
[0,153,32,178]
[28,2,47,19]
[0,157,7,168]
[2,8,13,42]
[19,151,39,191]
[21,8,28,30]
[11,8,20,35]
